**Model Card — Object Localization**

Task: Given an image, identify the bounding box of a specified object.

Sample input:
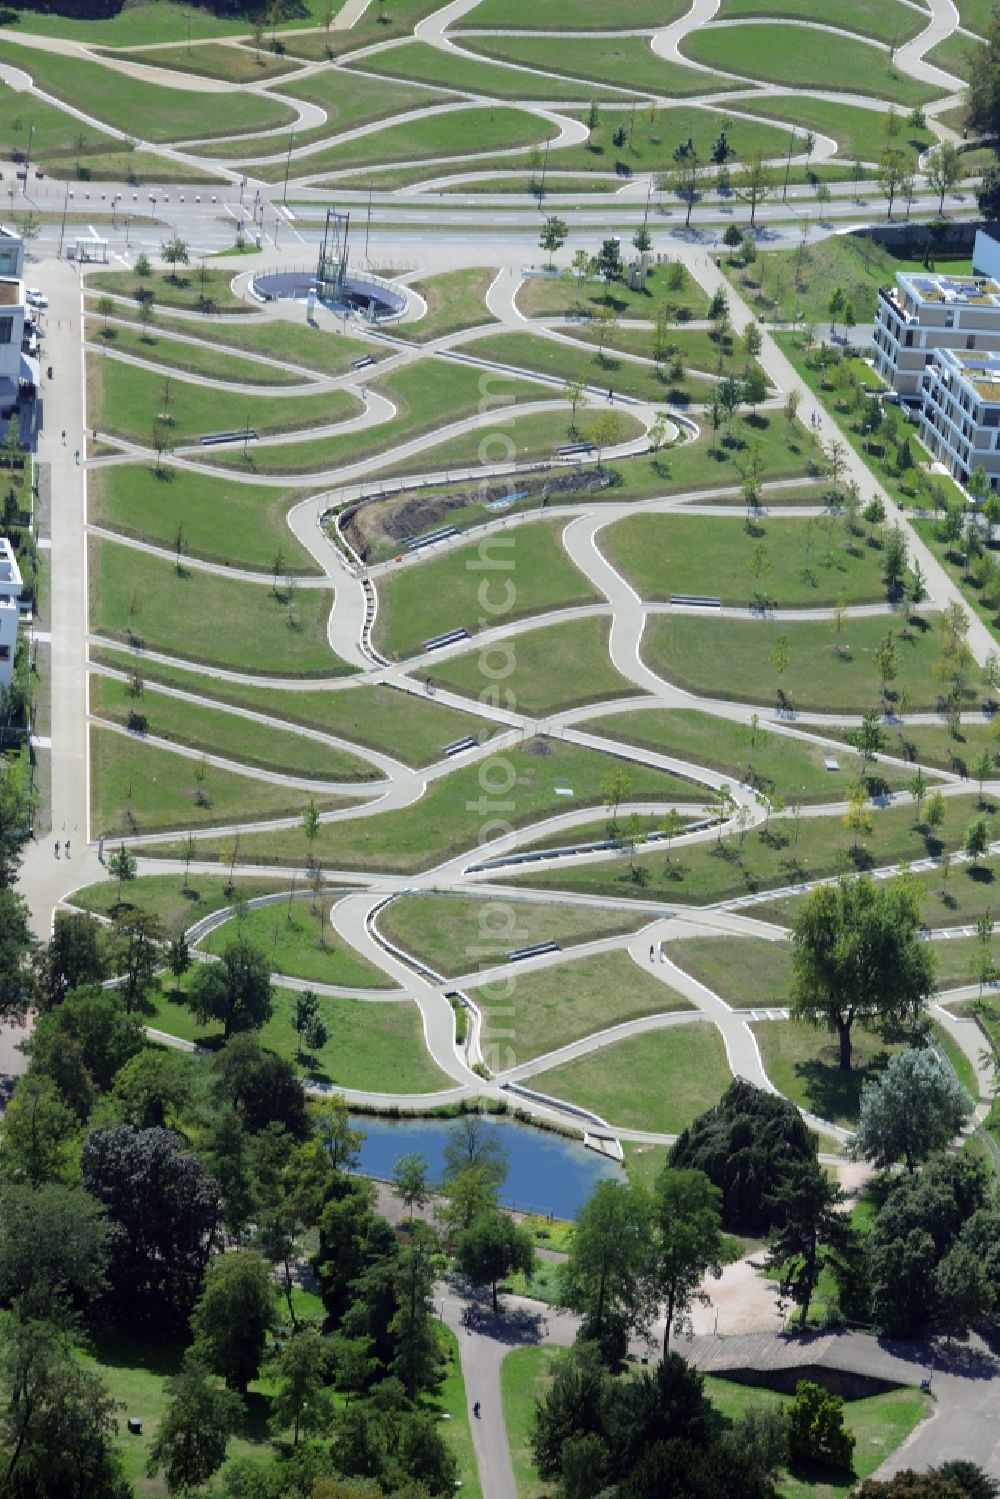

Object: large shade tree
[789,874,934,1070]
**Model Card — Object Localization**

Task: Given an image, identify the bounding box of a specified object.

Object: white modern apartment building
[917,346,1000,490]
[872,269,1000,400]
[0,536,22,691]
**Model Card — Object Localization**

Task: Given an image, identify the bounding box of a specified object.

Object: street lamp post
[282,129,295,205]
[23,122,34,179]
[782,132,797,203]
[274,208,281,248]
[57,183,69,258]
[365,179,372,259]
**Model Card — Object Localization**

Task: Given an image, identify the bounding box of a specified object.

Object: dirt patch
[341,468,615,562]
[521,735,554,757]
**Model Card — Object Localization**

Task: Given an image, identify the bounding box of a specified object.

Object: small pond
[349,1112,622,1220]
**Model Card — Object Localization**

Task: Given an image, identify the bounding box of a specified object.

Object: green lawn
[90,539,351,677]
[413,615,642,717]
[88,463,319,574]
[80,1327,267,1496]
[403,266,500,343]
[377,891,648,977]
[716,0,927,42]
[739,94,934,166]
[679,23,943,104]
[280,58,451,130]
[956,0,994,34]
[835,715,1000,780]
[581,706,915,803]
[373,519,598,659]
[351,39,629,98]
[501,1346,564,1499]
[530,1021,732,1132]
[516,259,703,320]
[90,647,495,767]
[733,236,951,327]
[603,512,893,608]
[923,30,977,82]
[0,40,297,140]
[642,611,967,715]
[928,932,998,993]
[371,407,628,480]
[87,267,256,316]
[68,871,289,934]
[752,1018,910,1126]
[283,0,446,57]
[704,1377,931,1499]
[90,672,377,782]
[138,738,708,874]
[154,312,389,377]
[148,979,449,1092]
[86,317,301,386]
[540,105,793,178]
[464,328,722,406]
[104,39,304,81]
[199,895,392,989]
[0,86,117,165]
[753,852,1000,931]
[912,517,1000,660]
[509,792,992,906]
[463,34,741,95]
[471,949,693,1067]
[464,0,687,26]
[90,727,356,839]
[622,1139,673,1190]
[572,320,754,376]
[667,934,793,1009]
[42,146,226,183]
[202,359,556,475]
[0,0,347,41]
[274,106,557,182]
[90,351,359,447]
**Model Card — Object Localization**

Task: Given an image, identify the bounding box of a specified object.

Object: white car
[25,289,47,309]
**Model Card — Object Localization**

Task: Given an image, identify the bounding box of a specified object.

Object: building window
[969,335,977,349]
[0,318,13,346]
[0,646,8,661]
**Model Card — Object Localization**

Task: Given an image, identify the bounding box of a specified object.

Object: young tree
[391,1152,432,1221]
[789,873,935,1070]
[187,937,273,1040]
[107,844,137,907]
[96,294,115,336]
[0,1076,78,1187]
[159,234,190,279]
[455,1209,534,1314]
[846,708,886,772]
[733,153,775,227]
[110,908,162,1013]
[603,765,632,834]
[934,1244,996,1340]
[585,410,622,469]
[594,237,623,290]
[652,1168,724,1347]
[927,141,963,213]
[766,1162,855,1329]
[877,147,908,218]
[558,1178,654,1365]
[191,1250,276,1393]
[852,1047,972,1173]
[586,99,600,145]
[147,1354,242,1494]
[908,767,929,824]
[671,138,701,227]
[539,214,568,268]
[564,377,586,433]
[966,816,990,865]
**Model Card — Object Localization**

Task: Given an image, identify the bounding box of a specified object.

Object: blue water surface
[349,1113,622,1220]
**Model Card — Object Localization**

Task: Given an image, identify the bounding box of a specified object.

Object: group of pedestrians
[53,839,70,858]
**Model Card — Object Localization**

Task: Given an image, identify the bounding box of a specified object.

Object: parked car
[25,290,48,309]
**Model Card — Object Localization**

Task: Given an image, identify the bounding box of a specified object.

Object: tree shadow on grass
[90,1328,185,1375]
[793,1043,894,1125]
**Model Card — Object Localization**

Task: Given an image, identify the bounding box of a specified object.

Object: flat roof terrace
[0,280,21,307]
[904,273,1000,305]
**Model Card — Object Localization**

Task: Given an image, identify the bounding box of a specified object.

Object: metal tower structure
[315,207,350,303]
